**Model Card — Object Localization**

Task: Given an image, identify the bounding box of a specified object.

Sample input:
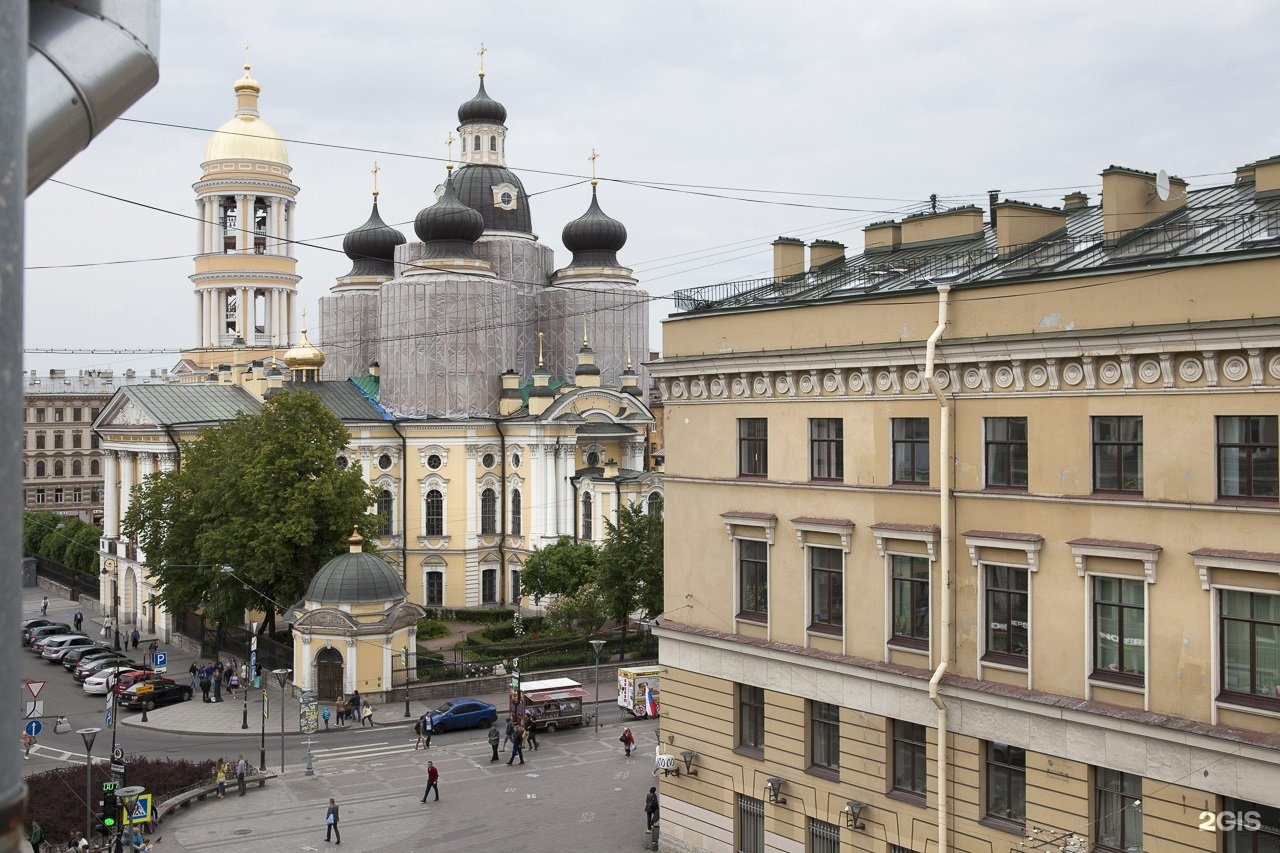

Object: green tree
[543,581,608,633]
[597,498,664,659]
[520,535,600,602]
[122,391,379,635]
[22,511,102,573]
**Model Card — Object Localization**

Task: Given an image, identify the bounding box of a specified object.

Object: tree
[597,497,664,659]
[543,582,608,634]
[520,535,599,602]
[22,511,102,573]
[123,391,380,635]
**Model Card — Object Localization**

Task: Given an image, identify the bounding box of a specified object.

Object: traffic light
[99,791,118,834]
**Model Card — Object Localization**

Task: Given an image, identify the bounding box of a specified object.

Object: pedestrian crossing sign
[122,793,152,825]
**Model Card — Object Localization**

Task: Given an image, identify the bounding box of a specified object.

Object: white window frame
[1082,571,1149,707]
[419,474,449,544]
[723,512,777,639]
[421,559,446,607]
[792,517,852,653]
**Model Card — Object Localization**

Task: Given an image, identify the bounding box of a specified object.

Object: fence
[171,611,292,670]
[417,633,659,683]
[30,553,100,600]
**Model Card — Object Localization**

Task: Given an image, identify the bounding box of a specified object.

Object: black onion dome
[450,163,533,234]
[415,178,485,259]
[562,186,627,268]
[458,77,507,126]
[342,200,406,278]
[575,346,601,377]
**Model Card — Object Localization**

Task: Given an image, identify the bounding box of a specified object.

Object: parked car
[110,670,157,696]
[21,618,55,645]
[32,632,85,657]
[83,664,147,695]
[429,698,498,733]
[26,624,72,650]
[61,644,115,669]
[74,657,135,684]
[119,677,192,710]
[41,635,96,662]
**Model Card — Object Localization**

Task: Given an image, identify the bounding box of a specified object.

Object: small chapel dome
[342,198,406,278]
[284,327,326,369]
[305,528,406,604]
[204,65,289,165]
[415,179,485,251]
[562,186,627,268]
[457,77,507,126]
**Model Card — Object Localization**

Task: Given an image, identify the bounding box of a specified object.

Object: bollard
[649,823,659,850]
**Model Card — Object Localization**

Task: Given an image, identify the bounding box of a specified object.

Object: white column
[196,199,205,255]
[286,291,295,341]
[270,289,280,343]
[542,446,556,536]
[531,446,544,537]
[465,447,478,545]
[103,451,120,538]
[235,194,249,252]
[286,201,295,248]
[119,452,135,525]
[270,198,282,254]
[235,287,247,339]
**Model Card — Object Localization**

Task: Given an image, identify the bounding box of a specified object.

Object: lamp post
[116,785,144,851]
[259,679,268,772]
[589,639,605,733]
[401,646,411,718]
[272,668,291,774]
[77,727,100,844]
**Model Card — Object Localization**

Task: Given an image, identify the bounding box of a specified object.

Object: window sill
[737,473,769,481]
[807,623,842,638]
[808,477,844,485]
[886,789,927,809]
[1089,671,1145,691]
[982,485,1030,493]
[1216,692,1280,716]
[805,764,839,782]
[736,612,768,626]
[981,653,1028,672]
[888,637,930,653]
[733,745,764,762]
[1090,489,1144,500]
[979,816,1025,836]
[890,481,932,490]
[1214,496,1280,507]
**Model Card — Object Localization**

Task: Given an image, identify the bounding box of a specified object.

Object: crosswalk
[308,738,434,767]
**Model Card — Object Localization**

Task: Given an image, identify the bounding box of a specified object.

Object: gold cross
[445,132,455,171]
[582,317,589,347]
[371,162,380,198]
[243,41,251,76]
[537,331,544,367]
[478,42,487,77]
[588,148,599,185]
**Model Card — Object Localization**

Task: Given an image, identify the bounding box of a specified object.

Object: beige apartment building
[651,159,1280,852]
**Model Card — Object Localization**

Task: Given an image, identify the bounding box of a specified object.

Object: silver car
[39,634,93,661]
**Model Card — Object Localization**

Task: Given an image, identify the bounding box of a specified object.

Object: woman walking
[620,726,635,757]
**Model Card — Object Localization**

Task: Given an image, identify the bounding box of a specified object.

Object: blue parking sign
[152,651,168,673]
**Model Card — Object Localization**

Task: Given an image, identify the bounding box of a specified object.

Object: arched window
[35,461,45,477]
[336,456,348,470]
[581,493,593,540]
[474,134,481,152]
[510,489,522,537]
[378,489,394,535]
[510,569,521,602]
[489,135,497,151]
[53,461,64,477]
[586,451,600,468]
[480,488,497,535]
[72,460,82,477]
[647,492,663,517]
[481,567,497,604]
[425,489,444,537]
[425,570,444,607]
[90,459,100,476]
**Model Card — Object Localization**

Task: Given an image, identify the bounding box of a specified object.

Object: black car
[119,677,192,710]
[21,618,55,645]
[62,644,117,670]
[27,624,73,652]
[74,656,137,682]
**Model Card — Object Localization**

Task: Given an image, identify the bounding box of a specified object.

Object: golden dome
[284,327,326,369]
[203,64,289,165]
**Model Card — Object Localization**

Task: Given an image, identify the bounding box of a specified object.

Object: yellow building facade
[652,160,1280,852]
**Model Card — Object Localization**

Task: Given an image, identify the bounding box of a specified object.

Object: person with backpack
[620,726,635,757]
[321,706,331,731]
[645,786,660,831]
[507,722,526,765]
[415,711,432,749]
[487,722,501,762]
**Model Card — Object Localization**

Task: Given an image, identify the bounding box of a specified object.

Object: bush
[416,618,451,640]
[428,608,514,624]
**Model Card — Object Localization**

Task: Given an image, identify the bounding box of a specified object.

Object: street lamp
[272,668,291,774]
[401,646,411,718]
[259,678,268,772]
[212,566,234,704]
[589,639,605,733]
[116,785,144,850]
[77,727,100,843]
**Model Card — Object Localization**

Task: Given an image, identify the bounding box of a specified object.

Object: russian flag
[645,685,659,718]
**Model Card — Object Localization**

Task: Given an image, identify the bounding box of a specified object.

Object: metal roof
[122,383,261,425]
[299,381,389,422]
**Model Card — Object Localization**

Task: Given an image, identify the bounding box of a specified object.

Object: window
[53,432,63,449]
[737,684,764,753]
[377,489,394,535]
[473,134,481,152]
[510,569,521,602]
[891,555,931,648]
[1093,577,1145,684]
[891,720,927,797]
[72,487,81,503]
[91,408,99,420]
[53,407,63,422]
[73,407,81,421]
[1218,416,1278,499]
[90,434,99,450]
[481,568,497,604]
[985,741,1026,825]
[336,455,348,470]
[35,408,44,423]
[53,488,63,504]
[809,547,843,633]
[89,459,99,476]
[738,539,768,620]
[1093,416,1143,493]
[1223,798,1280,853]
[1094,768,1142,852]
[91,487,100,502]
[586,450,600,467]
[892,418,930,484]
[809,701,839,772]
[1219,589,1280,706]
[72,431,81,449]
[35,461,45,477]
[53,461,63,477]
[34,488,44,504]
[647,492,662,517]
[481,452,496,469]
[426,454,442,470]
[809,418,843,480]
[480,488,497,535]
[35,433,45,450]
[424,490,443,537]
[984,565,1029,665]
[580,493,592,540]
[807,818,840,853]
[738,418,768,477]
[424,571,443,606]
[985,417,1028,489]
[378,452,393,471]
[736,795,764,853]
[509,489,521,537]
[489,135,497,152]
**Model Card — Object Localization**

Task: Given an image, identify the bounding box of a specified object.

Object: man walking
[73,611,83,632]
[324,798,340,844]
[415,711,432,749]
[523,712,539,751]
[502,717,515,751]
[487,722,501,762]
[130,627,140,649]
[235,754,248,796]
[421,761,440,802]
[507,721,525,765]
[40,596,48,616]
[645,786,660,831]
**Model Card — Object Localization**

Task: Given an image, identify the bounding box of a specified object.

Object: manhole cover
[233,829,253,836]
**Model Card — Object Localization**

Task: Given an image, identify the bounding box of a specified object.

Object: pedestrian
[645,786,660,831]
[523,712,539,751]
[76,833,89,851]
[131,827,144,850]
[621,726,635,757]
[21,732,34,760]
[130,627,140,649]
[102,615,112,639]
[214,758,227,798]
[415,711,432,749]
[420,761,440,802]
[199,671,212,703]
[360,700,375,727]
[29,821,43,853]
[487,722,501,762]
[73,611,83,632]
[324,797,341,845]
[227,671,239,698]
[212,660,223,703]
[502,717,515,751]
[40,595,48,616]
[335,695,347,728]
[350,689,361,723]
[235,754,248,796]
[321,706,331,731]
[507,722,525,765]
[188,661,199,691]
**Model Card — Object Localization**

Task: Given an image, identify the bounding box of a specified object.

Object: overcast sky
[22,0,1280,376]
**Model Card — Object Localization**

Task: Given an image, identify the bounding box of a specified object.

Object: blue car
[429,698,497,733]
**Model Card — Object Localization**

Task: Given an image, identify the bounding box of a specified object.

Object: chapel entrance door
[315,647,344,701]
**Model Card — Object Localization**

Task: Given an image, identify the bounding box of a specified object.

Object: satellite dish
[1154,169,1170,202]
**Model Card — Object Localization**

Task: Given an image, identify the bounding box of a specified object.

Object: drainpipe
[492,418,507,606]
[923,283,952,853]
[391,419,408,587]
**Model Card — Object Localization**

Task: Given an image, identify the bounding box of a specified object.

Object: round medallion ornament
[1222,356,1249,382]
[732,378,747,396]
[1269,354,1280,380]
[753,377,769,395]
[876,371,893,392]
[1098,361,1122,385]
[847,372,864,393]
[933,369,951,390]
[903,370,921,391]
[799,374,815,394]
[689,379,705,398]
[1178,358,1204,383]
[1137,360,1161,384]
[1027,365,1048,388]
[963,368,982,390]
[1061,363,1084,386]
[670,379,685,399]
[822,373,841,393]
[993,366,1014,389]
[710,378,726,397]
[775,375,791,395]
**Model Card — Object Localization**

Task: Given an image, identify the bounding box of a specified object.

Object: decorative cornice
[1191,547,1280,591]
[963,530,1045,572]
[721,511,777,545]
[1068,538,1162,584]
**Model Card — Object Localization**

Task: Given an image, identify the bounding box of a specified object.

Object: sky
[22,0,1280,376]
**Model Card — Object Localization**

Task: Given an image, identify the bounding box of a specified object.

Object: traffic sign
[122,793,152,825]
[24,720,42,737]
[152,651,168,673]
[25,681,45,700]
[24,701,44,719]
[112,747,124,761]
[110,762,126,781]
[104,706,113,728]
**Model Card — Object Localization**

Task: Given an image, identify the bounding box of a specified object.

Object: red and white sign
[25,681,45,700]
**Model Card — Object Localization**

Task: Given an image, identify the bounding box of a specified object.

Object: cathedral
[93,59,661,698]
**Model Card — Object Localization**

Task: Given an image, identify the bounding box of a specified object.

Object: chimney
[1062,191,1090,211]
[900,206,985,247]
[528,366,554,417]
[499,369,522,416]
[1100,166,1187,244]
[771,237,805,279]
[217,364,234,385]
[808,240,846,270]
[368,361,381,378]
[265,366,285,392]
[1251,155,1280,199]
[988,190,1001,230]
[863,220,901,254]
[603,458,620,478]
[995,201,1068,257]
